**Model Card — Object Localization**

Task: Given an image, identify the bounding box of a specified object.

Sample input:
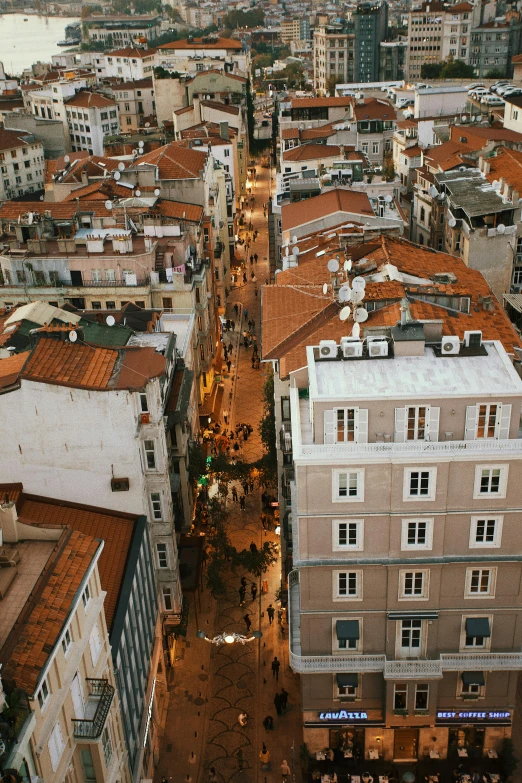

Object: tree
[326,73,342,96]
[440,59,474,78]
[486,68,506,79]
[222,8,264,29]
[284,61,304,89]
[246,78,256,147]
[383,152,395,182]
[253,53,274,69]
[258,370,277,482]
[420,62,442,79]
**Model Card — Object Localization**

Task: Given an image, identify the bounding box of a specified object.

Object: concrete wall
[3,112,67,158]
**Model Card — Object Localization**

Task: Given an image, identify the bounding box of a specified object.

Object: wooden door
[394,729,418,760]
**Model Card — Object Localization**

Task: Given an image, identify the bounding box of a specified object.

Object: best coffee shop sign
[436,711,511,723]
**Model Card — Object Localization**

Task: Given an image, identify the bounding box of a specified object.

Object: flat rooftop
[308,341,522,400]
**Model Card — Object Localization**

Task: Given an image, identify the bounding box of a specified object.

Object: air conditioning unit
[340,337,363,358]
[140,412,150,424]
[367,337,389,357]
[111,477,130,492]
[464,330,482,348]
[441,335,460,355]
[318,339,338,358]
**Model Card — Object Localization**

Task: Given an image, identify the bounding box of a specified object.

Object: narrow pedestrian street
[155,161,303,783]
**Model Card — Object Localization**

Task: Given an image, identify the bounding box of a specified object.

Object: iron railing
[72,679,114,740]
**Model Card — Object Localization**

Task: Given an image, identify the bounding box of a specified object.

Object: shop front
[303,709,384,756]
[435,708,513,757]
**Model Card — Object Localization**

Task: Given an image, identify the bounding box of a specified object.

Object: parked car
[470,87,489,99]
[503,90,522,99]
[481,95,505,105]
[496,84,514,95]
[467,82,486,91]
[490,81,510,93]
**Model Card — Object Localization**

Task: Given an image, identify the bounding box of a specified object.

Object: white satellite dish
[106,315,116,326]
[354,307,369,323]
[448,217,456,228]
[339,306,351,321]
[352,322,361,339]
[105,200,113,210]
[145,122,150,128]
[497,223,506,234]
[69,330,78,343]
[114,171,121,180]
[385,194,393,203]
[352,276,366,289]
[136,190,141,197]
[344,259,352,272]
[492,180,499,188]
[285,246,289,256]
[26,212,33,224]
[292,235,298,245]
[154,188,160,196]
[118,162,125,171]
[322,283,328,295]
[327,258,339,273]
[139,140,144,148]
[350,288,365,304]
[64,155,70,164]
[338,285,351,303]
[292,245,299,255]
[428,186,438,197]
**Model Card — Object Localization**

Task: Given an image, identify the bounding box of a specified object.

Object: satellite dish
[338,285,351,303]
[105,200,113,210]
[292,235,298,245]
[344,259,352,272]
[118,162,125,171]
[352,276,366,289]
[292,245,299,255]
[350,288,365,304]
[145,122,150,128]
[385,194,393,203]
[322,283,328,295]
[154,188,160,196]
[428,186,438,197]
[448,217,456,228]
[492,180,499,188]
[352,322,361,339]
[136,190,141,197]
[462,114,467,122]
[64,155,70,164]
[339,306,351,321]
[106,315,116,326]
[139,140,144,148]
[114,171,121,180]
[497,223,506,234]
[327,258,339,273]
[69,330,78,343]
[285,246,289,256]
[354,307,369,323]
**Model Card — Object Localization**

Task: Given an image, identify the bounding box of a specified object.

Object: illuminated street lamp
[196,630,262,645]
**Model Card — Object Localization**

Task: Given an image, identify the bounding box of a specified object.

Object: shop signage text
[319,711,368,721]
[143,677,157,747]
[436,711,510,722]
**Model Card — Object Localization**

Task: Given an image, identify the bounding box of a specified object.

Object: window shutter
[394,407,407,443]
[324,409,335,444]
[357,409,368,443]
[497,403,511,439]
[426,407,440,442]
[464,405,478,440]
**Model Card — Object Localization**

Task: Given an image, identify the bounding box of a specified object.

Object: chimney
[0,500,19,543]
[81,170,88,185]
[220,121,230,141]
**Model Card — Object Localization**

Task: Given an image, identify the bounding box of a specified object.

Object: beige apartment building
[286,322,522,761]
[313,25,355,95]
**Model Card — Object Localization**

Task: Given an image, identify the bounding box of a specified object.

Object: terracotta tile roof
[65,91,117,109]
[0,129,37,153]
[282,128,299,140]
[22,338,117,390]
[155,200,203,222]
[175,105,194,116]
[115,347,165,390]
[291,97,352,109]
[18,496,136,631]
[200,100,240,116]
[136,142,207,179]
[301,125,336,141]
[0,352,29,389]
[62,180,133,201]
[449,1,473,10]
[282,188,374,232]
[484,147,522,192]
[451,124,522,144]
[283,143,341,162]
[3,529,100,694]
[512,54,522,63]
[158,36,243,50]
[187,68,246,83]
[0,202,77,220]
[402,145,422,158]
[45,151,89,183]
[424,140,474,171]
[113,77,153,90]
[354,98,396,122]
[57,155,121,184]
[108,46,157,58]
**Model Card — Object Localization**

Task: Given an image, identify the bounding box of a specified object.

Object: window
[395,406,439,442]
[150,492,162,521]
[335,619,360,651]
[48,720,65,772]
[334,570,362,600]
[144,440,156,470]
[82,583,91,609]
[106,301,116,310]
[333,519,364,551]
[102,726,113,767]
[400,570,429,599]
[372,142,379,155]
[460,671,485,697]
[400,619,422,654]
[324,408,368,443]
[394,684,407,710]
[473,465,508,498]
[463,616,491,649]
[37,678,50,711]
[401,518,433,550]
[80,748,97,783]
[156,543,168,569]
[404,468,436,501]
[281,397,291,421]
[139,392,149,412]
[89,621,102,665]
[61,627,72,656]
[336,673,359,698]
[415,684,429,710]
[465,403,510,440]
[466,568,496,597]
[333,469,364,502]
[163,586,173,611]
[469,516,502,548]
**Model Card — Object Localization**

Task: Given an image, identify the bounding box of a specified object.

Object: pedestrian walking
[234,303,239,317]
[240,495,246,511]
[280,688,289,711]
[241,576,247,588]
[281,760,291,781]
[244,309,248,320]
[239,585,246,605]
[208,768,218,783]
[242,481,249,495]
[226,359,232,372]
[250,271,255,280]
[243,272,247,284]
[271,656,281,680]
[274,691,282,715]
[231,320,235,331]
[232,486,238,502]
[254,286,258,297]
[267,604,275,624]
[254,253,258,263]
[249,479,254,493]
[263,715,274,731]
[244,613,252,632]
[250,254,254,265]
[251,582,258,600]
[259,744,270,770]
[223,409,229,425]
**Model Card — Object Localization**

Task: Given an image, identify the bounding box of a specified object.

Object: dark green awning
[336,673,359,687]
[336,620,360,641]
[462,671,485,686]
[466,618,490,638]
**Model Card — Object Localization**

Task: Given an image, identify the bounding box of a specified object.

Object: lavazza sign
[319,711,368,721]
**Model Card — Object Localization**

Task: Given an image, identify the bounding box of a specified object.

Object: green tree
[223,8,264,29]
[420,62,442,79]
[326,73,342,96]
[486,68,506,79]
[440,59,474,78]
[383,152,395,182]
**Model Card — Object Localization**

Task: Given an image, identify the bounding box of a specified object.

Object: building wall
[0,137,45,200]
[3,112,67,159]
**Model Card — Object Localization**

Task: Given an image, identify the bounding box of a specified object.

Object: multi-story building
[0,128,44,201]
[313,24,356,94]
[406,1,445,80]
[470,17,522,78]
[261,234,522,763]
[110,78,156,132]
[102,47,158,81]
[379,40,407,81]
[65,92,120,156]
[281,18,311,46]
[156,36,250,78]
[353,1,389,83]
[84,15,162,47]
[441,2,478,63]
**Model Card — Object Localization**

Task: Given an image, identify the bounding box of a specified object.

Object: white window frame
[469,516,503,548]
[395,406,440,443]
[460,615,492,651]
[162,586,173,611]
[457,673,486,699]
[82,582,91,610]
[473,465,508,499]
[414,683,429,711]
[399,569,430,600]
[324,408,368,444]
[334,674,361,700]
[139,392,149,413]
[333,570,362,601]
[37,677,50,712]
[156,542,169,569]
[393,683,408,709]
[61,626,72,657]
[48,720,65,772]
[332,519,364,551]
[401,518,434,550]
[403,467,437,501]
[332,468,365,502]
[332,616,362,654]
[465,567,496,598]
[143,439,157,471]
[150,492,163,521]
[397,618,425,657]
[465,403,511,441]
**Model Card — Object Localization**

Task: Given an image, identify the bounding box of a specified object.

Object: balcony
[72,679,114,741]
[280,424,292,453]
[288,571,522,678]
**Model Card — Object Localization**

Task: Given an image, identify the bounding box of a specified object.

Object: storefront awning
[462,671,485,686]
[336,620,360,641]
[336,673,359,688]
[465,618,490,638]
[388,611,438,620]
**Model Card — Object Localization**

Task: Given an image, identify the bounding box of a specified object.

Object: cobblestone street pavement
[156,161,303,783]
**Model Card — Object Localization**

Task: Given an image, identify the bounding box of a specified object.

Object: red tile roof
[137,142,207,179]
[484,146,522,192]
[155,200,203,222]
[108,46,157,58]
[291,97,352,109]
[158,36,243,50]
[283,143,341,162]
[22,338,117,390]
[0,352,29,389]
[282,188,374,232]
[0,128,37,153]
[200,99,240,116]
[187,68,246,83]
[354,98,396,122]
[0,202,78,220]
[65,91,117,109]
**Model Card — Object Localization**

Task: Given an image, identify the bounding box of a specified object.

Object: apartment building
[313,25,356,95]
[261,234,522,763]
[0,128,44,201]
[379,41,407,82]
[65,92,120,156]
[102,47,158,81]
[281,18,311,45]
[156,36,250,78]
[353,1,389,83]
[470,17,522,78]
[84,15,162,47]
[406,1,445,80]
[110,78,156,132]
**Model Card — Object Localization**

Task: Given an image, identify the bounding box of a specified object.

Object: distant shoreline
[0,10,79,16]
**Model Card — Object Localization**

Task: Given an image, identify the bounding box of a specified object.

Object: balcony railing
[298,437,522,459]
[280,424,292,453]
[72,679,114,740]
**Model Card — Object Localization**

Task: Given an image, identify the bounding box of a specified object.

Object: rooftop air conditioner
[111,477,130,492]
[340,337,363,357]
[367,337,389,357]
[318,339,338,358]
[441,335,460,355]
[463,330,482,348]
